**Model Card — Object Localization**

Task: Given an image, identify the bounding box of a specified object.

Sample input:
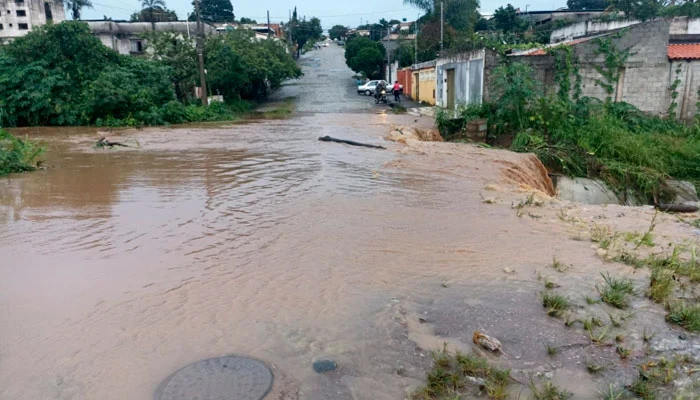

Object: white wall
[0,0,65,39]
[550,19,640,43]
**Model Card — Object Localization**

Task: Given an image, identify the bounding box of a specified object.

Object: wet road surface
[2,45,698,399]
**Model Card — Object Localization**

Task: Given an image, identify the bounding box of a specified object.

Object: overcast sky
[82,0,568,28]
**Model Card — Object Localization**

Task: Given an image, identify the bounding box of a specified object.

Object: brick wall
[505,19,673,115]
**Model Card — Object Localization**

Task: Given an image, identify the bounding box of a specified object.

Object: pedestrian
[392,81,401,102]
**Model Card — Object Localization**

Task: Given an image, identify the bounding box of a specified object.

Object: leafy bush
[437,61,700,201]
[344,37,386,79]
[0,130,44,176]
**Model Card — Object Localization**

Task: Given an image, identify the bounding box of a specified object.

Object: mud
[1,45,698,400]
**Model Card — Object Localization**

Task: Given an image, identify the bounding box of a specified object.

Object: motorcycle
[374,88,388,104]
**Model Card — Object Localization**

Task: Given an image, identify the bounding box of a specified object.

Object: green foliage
[567,0,611,10]
[491,62,541,132]
[610,0,663,20]
[412,345,510,400]
[597,273,635,309]
[329,25,349,40]
[0,130,44,176]
[593,37,631,100]
[345,37,386,79]
[290,16,323,57]
[63,0,93,20]
[143,31,197,102]
[0,22,173,127]
[206,30,302,101]
[668,64,683,117]
[666,301,700,332]
[238,17,257,24]
[131,6,177,22]
[190,0,234,23]
[492,4,527,33]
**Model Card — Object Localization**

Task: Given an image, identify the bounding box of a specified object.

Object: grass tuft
[528,377,572,400]
[666,301,700,332]
[542,292,570,317]
[597,273,634,309]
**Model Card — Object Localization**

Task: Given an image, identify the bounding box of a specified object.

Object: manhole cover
[156,356,273,400]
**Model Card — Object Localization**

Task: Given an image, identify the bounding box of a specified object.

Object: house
[0,0,64,41]
[410,60,438,105]
[436,50,487,109]
[87,21,216,56]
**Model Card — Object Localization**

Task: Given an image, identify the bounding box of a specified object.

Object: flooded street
[1,46,699,399]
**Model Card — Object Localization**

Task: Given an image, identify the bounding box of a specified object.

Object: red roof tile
[668,43,700,60]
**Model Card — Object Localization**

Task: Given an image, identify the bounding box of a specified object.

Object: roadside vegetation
[0,22,301,128]
[0,130,44,176]
[436,61,700,202]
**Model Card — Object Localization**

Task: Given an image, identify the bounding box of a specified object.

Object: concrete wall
[0,0,65,40]
[669,60,700,120]
[517,19,672,115]
[412,66,436,105]
[397,68,412,97]
[551,19,641,43]
[87,21,212,56]
[436,49,485,109]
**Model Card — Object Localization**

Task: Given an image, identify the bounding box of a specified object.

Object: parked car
[357,80,403,96]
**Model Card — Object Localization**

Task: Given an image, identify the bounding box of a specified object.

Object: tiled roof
[668,43,700,60]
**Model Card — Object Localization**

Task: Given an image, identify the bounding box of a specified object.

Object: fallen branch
[656,203,699,213]
[318,135,386,149]
[96,137,130,148]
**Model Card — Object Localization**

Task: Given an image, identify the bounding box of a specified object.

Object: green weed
[648,268,674,303]
[0,130,44,176]
[597,273,634,309]
[666,302,700,332]
[549,256,568,273]
[599,383,626,400]
[528,377,572,400]
[542,292,570,317]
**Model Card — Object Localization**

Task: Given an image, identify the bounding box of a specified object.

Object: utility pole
[414,18,418,65]
[387,27,391,82]
[440,1,444,55]
[267,10,271,38]
[194,0,207,106]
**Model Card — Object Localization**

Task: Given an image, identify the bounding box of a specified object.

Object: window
[130,40,144,53]
[0,24,3,30]
[16,0,25,3]
[17,10,26,17]
[44,2,52,20]
[18,23,28,30]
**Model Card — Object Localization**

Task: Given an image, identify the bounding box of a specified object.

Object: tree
[143,31,197,101]
[238,17,257,24]
[404,0,479,31]
[140,0,167,22]
[344,37,386,79]
[190,0,234,23]
[610,0,663,20]
[205,29,301,100]
[63,0,93,20]
[493,4,527,33]
[292,17,323,57]
[567,0,611,10]
[329,25,348,40]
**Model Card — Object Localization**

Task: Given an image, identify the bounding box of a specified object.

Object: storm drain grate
[156,356,273,400]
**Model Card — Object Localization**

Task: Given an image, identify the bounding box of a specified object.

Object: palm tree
[63,0,93,20]
[403,0,437,13]
[141,0,167,23]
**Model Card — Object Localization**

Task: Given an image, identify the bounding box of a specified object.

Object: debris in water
[312,358,337,373]
[318,136,386,149]
[95,137,129,148]
[441,281,449,288]
[473,331,503,353]
[504,267,515,274]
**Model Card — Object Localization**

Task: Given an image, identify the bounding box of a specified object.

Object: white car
[357,80,403,96]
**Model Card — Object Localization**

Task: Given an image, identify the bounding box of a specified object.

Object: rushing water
[3,46,696,400]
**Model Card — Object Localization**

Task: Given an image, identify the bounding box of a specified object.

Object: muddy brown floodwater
[2,45,699,400]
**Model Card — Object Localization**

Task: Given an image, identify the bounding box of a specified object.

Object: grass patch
[585,360,605,374]
[528,377,572,400]
[597,273,634,309]
[599,383,626,400]
[666,301,700,332]
[628,378,656,400]
[542,292,570,317]
[0,130,44,176]
[548,256,568,273]
[412,345,510,400]
[648,267,674,303]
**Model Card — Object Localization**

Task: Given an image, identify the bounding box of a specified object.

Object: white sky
[82,0,568,28]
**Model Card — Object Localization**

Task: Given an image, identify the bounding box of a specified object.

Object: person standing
[392,81,401,102]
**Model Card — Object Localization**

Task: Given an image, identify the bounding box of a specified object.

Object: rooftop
[668,43,700,60]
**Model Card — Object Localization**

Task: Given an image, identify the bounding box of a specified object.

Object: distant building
[86,21,216,56]
[0,0,65,41]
